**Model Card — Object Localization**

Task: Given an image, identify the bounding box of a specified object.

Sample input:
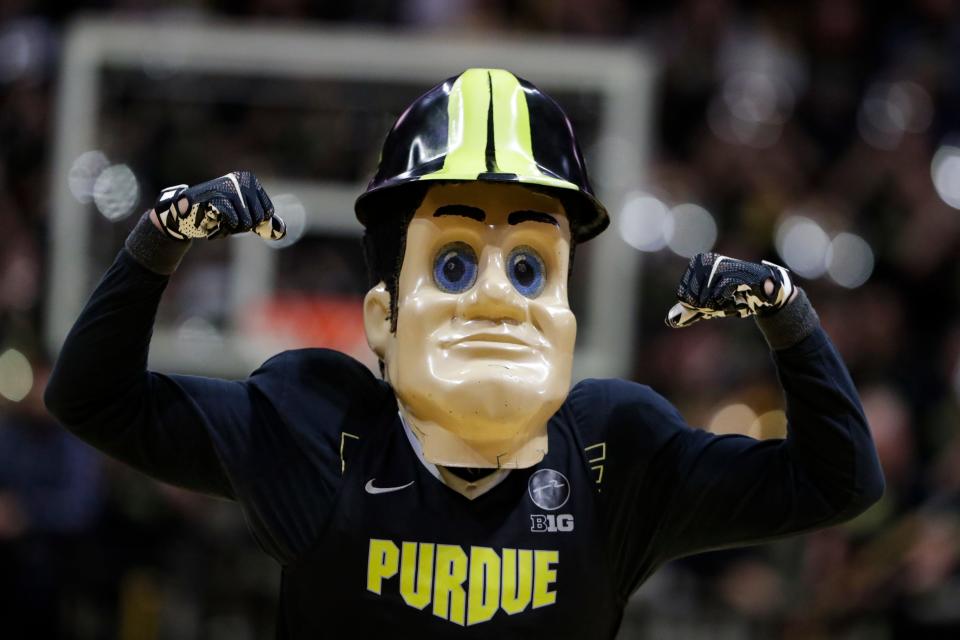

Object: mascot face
[364,181,577,468]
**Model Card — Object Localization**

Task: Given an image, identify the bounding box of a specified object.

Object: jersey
[44,249,886,639]
[276,368,620,637]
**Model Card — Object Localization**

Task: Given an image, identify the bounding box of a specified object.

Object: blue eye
[507,246,546,298]
[433,242,478,293]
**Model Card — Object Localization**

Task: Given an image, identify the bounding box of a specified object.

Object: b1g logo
[528,469,574,533]
[527,468,570,510]
[530,513,574,533]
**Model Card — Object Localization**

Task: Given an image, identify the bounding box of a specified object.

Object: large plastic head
[356,68,608,243]
[364,182,576,468]
[358,69,606,469]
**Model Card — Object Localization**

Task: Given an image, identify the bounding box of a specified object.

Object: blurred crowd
[1,1,959,638]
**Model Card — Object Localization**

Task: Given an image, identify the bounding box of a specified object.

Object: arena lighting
[826,232,874,289]
[857,81,933,150]
[0,348,33,402]
[665,203,717,258]
[775,215,829,279]
[707,98,782,149]
[0,19,50,82]
[708,403,758,436]
[750,410,787,439]
[707,70,794,149]
[931,145,960,210]
[93,163,140,221]
[722,71,791,125]
[68,150,110,203]
[617,192,669,252]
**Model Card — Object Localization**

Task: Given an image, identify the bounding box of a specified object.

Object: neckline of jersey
[399,411,512,500]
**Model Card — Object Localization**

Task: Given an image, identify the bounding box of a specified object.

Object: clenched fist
[665,253,796,328]
[153,170,286,241]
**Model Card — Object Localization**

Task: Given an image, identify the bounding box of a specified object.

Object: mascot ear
[363,282,391,360]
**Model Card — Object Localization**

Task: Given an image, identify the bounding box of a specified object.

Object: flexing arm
[45,171,285,498]
[654,292,883,559]
[42,173,350,564]
[587,255,883,594]
[44,227,229,495]
[653,254,884,556]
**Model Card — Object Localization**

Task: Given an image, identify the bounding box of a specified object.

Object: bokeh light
[723,70,793,126]
[707,70,794,148]
[176,316,224,345]
[708,403,758,436]
[0,348,33,402]
[93,163,140,221]
[750,410,787,440]
[931,145,960,210]
[665,203,717,258]
[618,192,669,252]
[857,81,933,150]
[826,232,874,289]
[68,150,110,203]
[266,193,307,249]
[775,215,829,278]
[0,19,50,83]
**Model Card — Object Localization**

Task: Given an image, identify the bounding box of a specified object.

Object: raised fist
[153,171,286,241]
[665,253,795,328]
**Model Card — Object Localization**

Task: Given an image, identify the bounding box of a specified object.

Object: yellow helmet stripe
[489,69,537,177]
[420,68,578,191]
[421,68,490,181]
[490,69,579,191]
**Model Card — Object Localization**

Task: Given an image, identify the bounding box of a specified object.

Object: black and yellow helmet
[355,68,609,242]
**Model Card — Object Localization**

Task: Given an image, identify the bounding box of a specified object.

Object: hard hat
[355,68,609,242]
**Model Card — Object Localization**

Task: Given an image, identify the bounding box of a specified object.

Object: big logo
[527,468,570,511]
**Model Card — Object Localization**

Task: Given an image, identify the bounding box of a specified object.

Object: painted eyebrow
[508,210,559,226]
[433,204,485,221]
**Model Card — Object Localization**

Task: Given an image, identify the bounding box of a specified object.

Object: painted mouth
[443,331,536,351]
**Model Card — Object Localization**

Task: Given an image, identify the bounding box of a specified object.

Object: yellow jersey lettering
[467,546,501,625]
[399,541,434,610]
[532,550,559,608]
[365,539,554,625]
[500,548,533,615]
[366,539,399,595]
[432,544,468,625]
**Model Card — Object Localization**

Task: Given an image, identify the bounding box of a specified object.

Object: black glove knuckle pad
[208,195,236,226]
[667,251,793,326]
[152,171,283,242]
[243,187,265,224]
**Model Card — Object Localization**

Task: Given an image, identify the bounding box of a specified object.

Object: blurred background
[1,1,959,638]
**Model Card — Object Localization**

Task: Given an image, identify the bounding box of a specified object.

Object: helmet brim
[355,174,608,244]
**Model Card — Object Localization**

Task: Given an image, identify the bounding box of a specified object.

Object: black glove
[665,252,795,328]
[153,170,285,241]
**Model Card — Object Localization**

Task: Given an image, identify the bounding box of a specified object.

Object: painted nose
[458,253,526,324]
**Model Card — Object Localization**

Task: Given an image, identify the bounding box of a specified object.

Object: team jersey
[45,250,885,638]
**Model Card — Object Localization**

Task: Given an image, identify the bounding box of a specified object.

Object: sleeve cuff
[754,287,820,351]
[123,211,192,275]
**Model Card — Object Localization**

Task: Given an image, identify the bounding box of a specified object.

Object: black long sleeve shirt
[45,249,884,638]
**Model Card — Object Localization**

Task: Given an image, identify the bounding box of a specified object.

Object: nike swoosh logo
[707,255,726,288]
[365,479,415,495]
[224,173,247,212]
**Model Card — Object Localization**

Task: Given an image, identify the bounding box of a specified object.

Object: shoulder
[564,378,687,447]
[249,348,393,413]
[253,348,381,384]
[568,378,684,423]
